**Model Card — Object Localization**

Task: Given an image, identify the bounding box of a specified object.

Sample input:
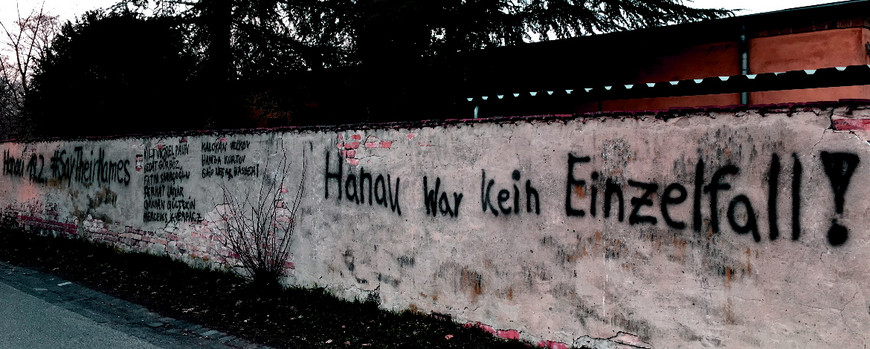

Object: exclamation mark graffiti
[820,151,860,246]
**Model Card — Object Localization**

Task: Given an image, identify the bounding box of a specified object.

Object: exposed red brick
[833,118,870,131]
[475,323,495,335]
[496,329,520,340]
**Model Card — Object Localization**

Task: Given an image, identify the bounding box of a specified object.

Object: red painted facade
[592,10,870,112]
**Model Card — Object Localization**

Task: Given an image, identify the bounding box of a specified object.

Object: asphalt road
[0,261,269,349]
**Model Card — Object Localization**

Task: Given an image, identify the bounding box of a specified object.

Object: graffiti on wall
[3,147,131,186]
[565,152,859,246]
[142,141,198,223]
[820,151,860,246]
[201,138,260,180]
[323,150,860,247]
[423,176,464,218]
[324,152,402,216]
[2,138,861,249]
[481,170,541,217]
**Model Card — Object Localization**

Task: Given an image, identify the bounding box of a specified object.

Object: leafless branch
[0,1,58,138]
[215,144,305,288]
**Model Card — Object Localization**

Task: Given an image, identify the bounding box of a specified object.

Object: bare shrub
[216,150,304,291]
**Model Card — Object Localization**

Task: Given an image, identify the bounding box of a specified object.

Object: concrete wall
[3,103,870,348]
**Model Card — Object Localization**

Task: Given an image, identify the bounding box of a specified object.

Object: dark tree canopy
[25,0,730,135]
[113,0,730,72]
[28,11,204,137]
[354,0,730,67]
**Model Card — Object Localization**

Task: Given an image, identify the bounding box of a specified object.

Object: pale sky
[689,0,848,14]
[1,0,118,26]
[0,0,853,28]
[0,0,855,49]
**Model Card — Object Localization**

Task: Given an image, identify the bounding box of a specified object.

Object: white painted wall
[2,104,869,348]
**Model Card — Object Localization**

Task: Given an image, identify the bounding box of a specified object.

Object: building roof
[461,0,870,111]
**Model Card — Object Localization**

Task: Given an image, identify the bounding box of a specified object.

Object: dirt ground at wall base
[0,228,555,349]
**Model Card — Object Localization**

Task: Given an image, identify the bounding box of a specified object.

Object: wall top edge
[3,99,863,144]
